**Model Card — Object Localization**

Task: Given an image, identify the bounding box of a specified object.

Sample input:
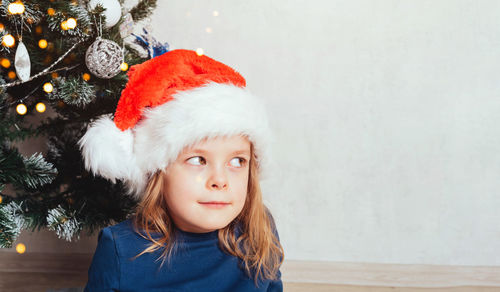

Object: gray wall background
[148,0,500,265]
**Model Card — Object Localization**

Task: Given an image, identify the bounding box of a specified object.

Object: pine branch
[129,0,157,21]
[49,76,95,107]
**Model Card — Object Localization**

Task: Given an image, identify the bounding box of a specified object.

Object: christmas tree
[0,0,162,249]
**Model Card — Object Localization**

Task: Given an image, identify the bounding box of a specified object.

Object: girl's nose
[207,167,228,190]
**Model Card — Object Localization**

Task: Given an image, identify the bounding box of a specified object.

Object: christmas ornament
[132,28,170,59]
[14,41,31,82]
[119,13,134,38]
[85,37,123,79]
[88,0,122,28]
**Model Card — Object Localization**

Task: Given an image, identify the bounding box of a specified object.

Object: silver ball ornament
[85,37,124,79]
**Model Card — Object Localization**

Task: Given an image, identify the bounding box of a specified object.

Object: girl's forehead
[181,135,251,154]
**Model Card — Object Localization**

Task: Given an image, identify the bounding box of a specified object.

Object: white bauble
[85,37,124,79]
[15,41,30,82]
[88,0,122,28]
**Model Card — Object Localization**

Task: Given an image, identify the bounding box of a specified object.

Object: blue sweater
[84,218,283,292]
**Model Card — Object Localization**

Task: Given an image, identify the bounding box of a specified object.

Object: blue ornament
[132,28,170,59]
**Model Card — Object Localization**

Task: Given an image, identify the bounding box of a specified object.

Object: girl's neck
[174,227,219,241]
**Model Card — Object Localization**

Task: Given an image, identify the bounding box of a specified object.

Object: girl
[78,49,284,291]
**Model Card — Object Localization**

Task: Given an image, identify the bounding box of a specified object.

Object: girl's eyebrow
[186,149,250,156]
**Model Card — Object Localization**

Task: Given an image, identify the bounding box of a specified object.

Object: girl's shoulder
[99,218,162,257]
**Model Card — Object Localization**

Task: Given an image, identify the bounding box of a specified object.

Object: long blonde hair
[130,142,284,284]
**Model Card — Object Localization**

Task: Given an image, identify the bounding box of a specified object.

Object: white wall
[148,0,500,265]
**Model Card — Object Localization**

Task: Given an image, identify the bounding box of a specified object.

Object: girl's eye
[187,156,206,165]
[186,156,246,167]
[230,157,246,167]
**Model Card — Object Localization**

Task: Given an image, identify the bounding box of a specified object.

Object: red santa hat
[78,49,273,200]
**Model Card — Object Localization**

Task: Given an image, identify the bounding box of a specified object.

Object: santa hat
[78,49,273,201]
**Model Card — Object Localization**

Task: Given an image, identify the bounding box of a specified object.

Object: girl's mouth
[198,201,231,209]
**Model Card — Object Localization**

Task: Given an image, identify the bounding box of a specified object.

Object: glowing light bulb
[2,34,15,47]
[205,27,212,33]
[1,58,11,68]
[38,39,48,49]
[7,71,16,79]
[16,243,26,254]
[196,48,204,56]
[213,10,219,17]
[43,82,53,93]
[16,104,27,115]
[82,73,90,81]
[35,102,46,113]
[0,195,2,204]
[35,25,42,34]
[51,72,59,79]
[8,1,25,15]
[120,62,128,71]
[47,8,55,16]
[60,20,69,30]
[66,18,77,29]
[0,23,4,32]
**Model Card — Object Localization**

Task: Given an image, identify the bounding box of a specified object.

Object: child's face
[163,135,251,233]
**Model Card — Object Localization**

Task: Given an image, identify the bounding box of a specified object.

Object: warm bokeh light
[8,1,25,15]
[36,102,46,113]
[120,62,128,71]
[0,195,2,204]
[60,20,69,30]
[66,18,77,29]
[47,8,55,16]
[0,23,4,32]
[38,39,48,49]
[35,25,42,34]
[8,71,16,79]
[206,27,212,33]
[1,58,11,68]
[82,73,90,81]
[51,72,59,79]
[195,48,204,56]
[16,104,27,115]
[2,34,15,47]
[43,82,54,93]
[16,243,26,254]
[213,10,219,17]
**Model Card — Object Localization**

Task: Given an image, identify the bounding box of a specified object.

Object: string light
[43,82,53,93]
[38,39,48,49]
[16,104,27,115]
[7,71,16,79]
[120,62,128,71]
[35,25,42,34]
[196,48,204,56]
[8,1,25,15]
[60,20,69,30]
[36,102,46,113]
[0,195,2,204]
[213,10,219,17]
[0,23,4,32]
[82,73,90,81]
[51,72,59,78]
[66,18,77,29]
[16,243,26,254]
[2,34,15,47]
[1,58,11,68]
[47,8,55,16]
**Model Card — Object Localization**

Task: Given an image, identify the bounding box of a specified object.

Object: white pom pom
[78,114,136,183]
